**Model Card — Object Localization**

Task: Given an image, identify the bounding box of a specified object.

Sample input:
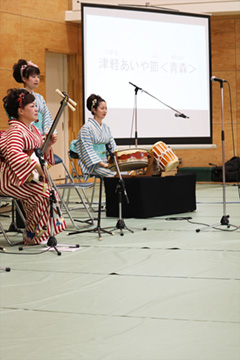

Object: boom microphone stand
[129,82,189,147]
[107,145,134,236]
[129,82,142,147]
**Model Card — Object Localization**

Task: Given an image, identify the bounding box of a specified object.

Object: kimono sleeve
[78,125,102,166]
[4,128,37,185]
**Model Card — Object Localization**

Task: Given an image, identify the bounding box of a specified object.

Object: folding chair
[68,175,114,241]
[51,154,94,229]
[0,196,26,246]
[68,141,97,210]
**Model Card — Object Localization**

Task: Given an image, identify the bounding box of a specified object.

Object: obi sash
[93,144,106,160]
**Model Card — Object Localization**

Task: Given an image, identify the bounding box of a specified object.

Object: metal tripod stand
[196,78,239,232]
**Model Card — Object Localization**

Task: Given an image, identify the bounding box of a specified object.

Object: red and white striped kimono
[0,120,66,244]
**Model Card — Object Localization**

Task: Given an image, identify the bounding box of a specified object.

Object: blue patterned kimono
[17,89,54,135]
[76,118,117,180]
[32,91,54,135]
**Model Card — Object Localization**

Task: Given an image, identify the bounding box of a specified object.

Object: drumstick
[55,89,77,110]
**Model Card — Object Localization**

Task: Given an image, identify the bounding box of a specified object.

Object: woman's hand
[99,161,109,168]
[48,133,58,146]
[42,133,58,147]
[34,162,45,181]
[42,133,58,158]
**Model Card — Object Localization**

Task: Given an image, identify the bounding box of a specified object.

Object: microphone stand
[129,82,189,139]
[108,147,134,236]
[196,79,239,232]
[129,82,142,147]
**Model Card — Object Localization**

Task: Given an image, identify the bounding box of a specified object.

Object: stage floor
[0,183,240,360]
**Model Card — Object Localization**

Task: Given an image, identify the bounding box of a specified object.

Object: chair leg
[68,153,97,212]
[50,178,94,230]
[4,200,25,234]
[60,160,93,212]
[0,221,14,245]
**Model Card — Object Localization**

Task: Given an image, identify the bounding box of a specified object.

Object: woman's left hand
[48,133,58,146]
[42,133,58,148]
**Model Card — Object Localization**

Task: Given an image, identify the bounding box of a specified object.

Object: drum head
[109,148,149,172]
[164,159,179,172]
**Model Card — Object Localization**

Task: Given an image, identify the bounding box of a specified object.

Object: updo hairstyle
[86,94,105,115]
[13,59,40,84]
[3,88,35,119]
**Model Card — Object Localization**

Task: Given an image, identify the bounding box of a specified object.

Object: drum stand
[196,79,239,232]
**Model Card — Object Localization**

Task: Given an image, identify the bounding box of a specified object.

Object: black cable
[186,219,239,232]
[165,217,192,221]
[0,246,53,256]
[162,217,239,232]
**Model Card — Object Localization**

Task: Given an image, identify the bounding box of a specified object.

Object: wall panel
[0,4,239,172]
[0,0,70,23]
[211,19,236,71]
[0,3,80,131]
[0,13,22,69]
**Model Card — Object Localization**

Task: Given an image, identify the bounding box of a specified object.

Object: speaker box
[104,174,196,218]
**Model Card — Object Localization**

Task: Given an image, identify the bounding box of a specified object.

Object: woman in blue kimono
[76,94,117,179]
[13,59,54,136]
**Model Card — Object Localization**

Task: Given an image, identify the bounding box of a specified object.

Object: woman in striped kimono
[76,94,117,180]
[13,59,54,136]
[0,88,66,245]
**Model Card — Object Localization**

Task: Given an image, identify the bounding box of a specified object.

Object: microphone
[211,76,227,83]
[175,113,189,119]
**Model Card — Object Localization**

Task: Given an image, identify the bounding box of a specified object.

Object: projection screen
[82,3,212,145]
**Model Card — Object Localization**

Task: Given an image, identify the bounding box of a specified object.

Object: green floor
[0,183,240,360]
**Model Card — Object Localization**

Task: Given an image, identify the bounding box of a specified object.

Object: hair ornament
[27,60,38,68]
[20,61,38,79]
[91,98,97,111]
[20,65,27,79]
[17,92,25,109]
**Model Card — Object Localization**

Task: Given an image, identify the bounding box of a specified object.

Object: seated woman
[76,94,117,180]
[0,88,66,245]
